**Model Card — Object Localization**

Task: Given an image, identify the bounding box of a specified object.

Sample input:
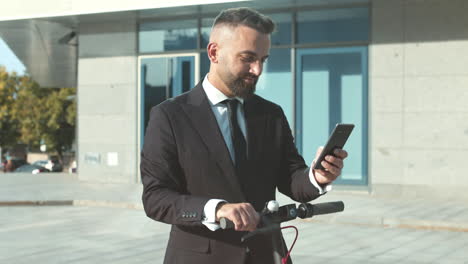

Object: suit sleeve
[141,105,209,226]
[276,107,322,203]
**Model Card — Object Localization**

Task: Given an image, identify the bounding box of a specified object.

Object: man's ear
[207,42,219,63]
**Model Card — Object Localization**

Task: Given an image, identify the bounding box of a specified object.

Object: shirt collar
[202,75,244,106]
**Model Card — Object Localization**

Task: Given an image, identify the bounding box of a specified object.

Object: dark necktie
[224,99,247,177]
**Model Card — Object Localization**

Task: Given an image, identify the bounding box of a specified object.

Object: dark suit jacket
[141,82,321,264]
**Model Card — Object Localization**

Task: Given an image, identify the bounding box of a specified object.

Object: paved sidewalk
[1,173,468,232]
[2,206,468,264]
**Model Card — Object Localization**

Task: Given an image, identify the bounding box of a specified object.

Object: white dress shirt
[201,75,331,231]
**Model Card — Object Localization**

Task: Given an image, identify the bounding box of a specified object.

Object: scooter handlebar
[219,201,344,230]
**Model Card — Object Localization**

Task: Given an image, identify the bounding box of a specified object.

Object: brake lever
[241,204,297,243]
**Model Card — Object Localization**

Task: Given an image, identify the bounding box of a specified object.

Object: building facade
[1,0,468,200]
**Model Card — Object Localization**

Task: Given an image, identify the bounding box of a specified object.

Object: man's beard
[228,74,258,99]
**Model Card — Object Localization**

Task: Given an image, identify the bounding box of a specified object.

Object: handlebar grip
[220,217,235,229]
[313,201,344,215]
[298,201,344,218]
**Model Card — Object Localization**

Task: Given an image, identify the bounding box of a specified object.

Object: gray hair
[213,7,275,34]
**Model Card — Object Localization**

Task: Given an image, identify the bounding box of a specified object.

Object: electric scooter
[220,200,345,264]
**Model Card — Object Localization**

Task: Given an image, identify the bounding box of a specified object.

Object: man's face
[216,25,270,99]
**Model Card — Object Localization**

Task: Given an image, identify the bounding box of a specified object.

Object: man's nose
[250,61,263,76]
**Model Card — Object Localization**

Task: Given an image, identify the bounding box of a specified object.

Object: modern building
[1,0,467,200]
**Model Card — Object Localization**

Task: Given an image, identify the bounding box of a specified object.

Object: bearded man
[141,7,348,264]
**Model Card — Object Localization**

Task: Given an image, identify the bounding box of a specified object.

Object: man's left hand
[313,147,348,185]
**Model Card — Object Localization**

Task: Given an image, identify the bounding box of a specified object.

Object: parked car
[14,164,50,174]
[32,157,63,172]
[5,158,27,172]
[32,160,48,167]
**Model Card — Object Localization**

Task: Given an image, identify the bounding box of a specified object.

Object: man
[141,7,348,264]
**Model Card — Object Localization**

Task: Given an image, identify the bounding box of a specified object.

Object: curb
[0,200,73,206]
[0,200,142,209]
[73,200,144,210]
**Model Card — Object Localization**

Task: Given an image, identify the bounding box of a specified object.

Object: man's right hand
[215,203,259,231]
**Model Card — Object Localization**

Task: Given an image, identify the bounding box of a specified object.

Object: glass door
[139,54,199,147]
[295,47,368,185]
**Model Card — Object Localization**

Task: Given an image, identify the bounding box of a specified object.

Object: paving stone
[2,174,468,263]
[2,206,468,264]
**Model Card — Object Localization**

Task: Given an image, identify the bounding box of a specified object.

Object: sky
[0,37,26,75]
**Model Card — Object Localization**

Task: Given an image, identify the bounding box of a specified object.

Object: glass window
[139,20,198,53]
[140,56,196,145]
[200,13,291,48]
[268,13,292,46]
[256,48,293,125]
[297,7,369,44]
[296,47,368,185]
[200,51,210,78]
[201,18,215,50]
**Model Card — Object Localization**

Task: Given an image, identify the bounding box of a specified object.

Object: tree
[0,66,20,154]
[1,74,75,163]
[41,87,76,159]
[0,66,76,161]
[10,74,47,150]
[13,82,76,160]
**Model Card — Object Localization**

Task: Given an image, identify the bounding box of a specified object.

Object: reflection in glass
[139,20,198,53]
[201,18,215,49]
[268,13,292,46]
[297,48,367,184]
[297,8,369,44]
[140,56,195,142]
[256,48,293,125]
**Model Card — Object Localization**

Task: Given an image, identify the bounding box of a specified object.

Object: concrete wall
[77,20,138,183]
[370,0,468,199]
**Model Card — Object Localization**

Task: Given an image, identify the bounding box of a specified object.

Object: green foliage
[0,66,20,150]
[0,66,76,159]
[41,87,76,158]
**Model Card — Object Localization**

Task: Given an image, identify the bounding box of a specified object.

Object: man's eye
[241,56,256,63]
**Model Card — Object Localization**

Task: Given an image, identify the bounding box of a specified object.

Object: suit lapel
[181,84,246,201]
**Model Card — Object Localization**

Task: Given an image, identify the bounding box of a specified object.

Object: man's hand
[313,147,348,185]
[215,203,259,231]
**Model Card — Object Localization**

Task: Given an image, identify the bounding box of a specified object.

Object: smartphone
[312,124,354,170]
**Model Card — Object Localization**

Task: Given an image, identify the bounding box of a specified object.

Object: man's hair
[213,7,275,34]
